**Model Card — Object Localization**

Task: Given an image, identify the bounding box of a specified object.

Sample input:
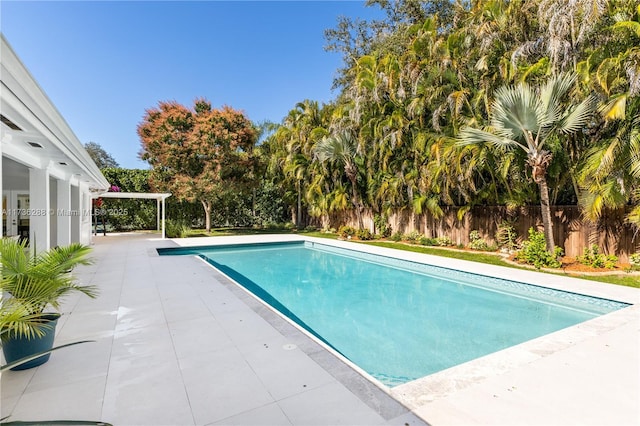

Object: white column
[57,178,72,246]
[162,197,166,239]
[29,167,51,253]
[157,198,160,231]
[70,184,80,243]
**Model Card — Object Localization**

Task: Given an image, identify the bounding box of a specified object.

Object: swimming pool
[159,240,629,387]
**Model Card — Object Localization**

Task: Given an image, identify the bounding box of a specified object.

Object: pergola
[95,192,172,238]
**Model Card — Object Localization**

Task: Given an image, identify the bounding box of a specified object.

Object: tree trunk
[538,177,556,253]
[201,200,211,233]
[349,177,364,229]
[296,180,302,227]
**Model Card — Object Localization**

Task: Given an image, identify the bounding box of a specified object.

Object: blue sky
[1,1,383,168]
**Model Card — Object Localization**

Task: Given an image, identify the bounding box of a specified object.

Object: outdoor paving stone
[111,323,174,360]
[55,309,118,341]
[212,306,285,346]
[178,345,275,425]
[19,338,111,393]
[0,395,20,420]
[5,375,105,423]
[211,402,293,426]
[113,302,166,332]
[277,381,387,425]
[239,338,337,400]
[102,355,193,426]
[160,295,212,324]
[168,316,234,359]
[0,366,36,400]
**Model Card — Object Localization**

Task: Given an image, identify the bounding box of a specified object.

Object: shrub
[404,230,423,243]
[578,245,618,269]
[514,228,562,269]
[373,214,392,237]
[468,230,489,250]
[630,253,640,266]
[165,219,190,238]
[435,236,452,246]
[390,232,403,242]
[418,236,438,246]
[338,225,356,239]
[496,221,518,251]
[356,228,373,240]
[304,225,318,232]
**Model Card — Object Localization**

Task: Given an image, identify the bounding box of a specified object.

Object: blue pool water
[159,241,628,387]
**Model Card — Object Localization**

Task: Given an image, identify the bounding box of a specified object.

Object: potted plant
[0,238,97,370]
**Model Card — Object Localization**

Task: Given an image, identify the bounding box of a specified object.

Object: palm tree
[313,133,365,229]
[458,73,595,253]
[0,239,97,339]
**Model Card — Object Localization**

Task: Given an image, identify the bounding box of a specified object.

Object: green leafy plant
[373,214,392,237]
[390,232,403,242]
[578,245,618,269]
[468,230,489,250]
[356,228,373,240]
[514,228,563,269]
[404,230,423,243]
[435,236,452,246]
[0,239,97,340]
[418,236,438,246]
[496,221,518,251]
[338,225,356,239]
[165,219,191,238]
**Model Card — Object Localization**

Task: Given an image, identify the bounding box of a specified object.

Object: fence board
[319,206,638,262]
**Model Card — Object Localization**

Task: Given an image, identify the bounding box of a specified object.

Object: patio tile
[55,309,118,341]
[18,338,111,393]
[239,339,336,400]
[168,316,234,359]
[213,307,284,346]
[0,395,20,420]
[178,345,275,424]
[114,302,167,332]
[161,295,212,324]
[211,402,293,426]
[277,381,387,425]
[102,354,193,426]
[110,323,174,361]
[0,366,37,400]
[4,375,106,423]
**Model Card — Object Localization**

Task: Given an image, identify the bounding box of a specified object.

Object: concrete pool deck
[1,233,638,425]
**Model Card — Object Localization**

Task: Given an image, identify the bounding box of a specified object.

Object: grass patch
[343,239,640,288]
[188,227,294,237]
[363,241,509,266]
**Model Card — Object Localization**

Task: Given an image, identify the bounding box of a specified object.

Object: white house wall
[1,34,109,250]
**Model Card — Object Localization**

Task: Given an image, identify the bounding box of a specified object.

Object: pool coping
[170,234,640,424]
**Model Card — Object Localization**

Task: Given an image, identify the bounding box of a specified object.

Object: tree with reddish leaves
[138,99,258,232]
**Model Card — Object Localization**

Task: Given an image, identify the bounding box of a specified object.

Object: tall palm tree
[313,133,365,229]
[458,73,595,253]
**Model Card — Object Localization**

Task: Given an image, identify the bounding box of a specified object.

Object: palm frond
[558,95,596,134]
[539,73,576,124]
[0,239,97,325]
[492,84,541,138]
[457,126,523,150]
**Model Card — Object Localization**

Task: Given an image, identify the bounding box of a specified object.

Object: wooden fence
[317,206,638,262]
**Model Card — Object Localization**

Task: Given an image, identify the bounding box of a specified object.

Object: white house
[0,34,110,251]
